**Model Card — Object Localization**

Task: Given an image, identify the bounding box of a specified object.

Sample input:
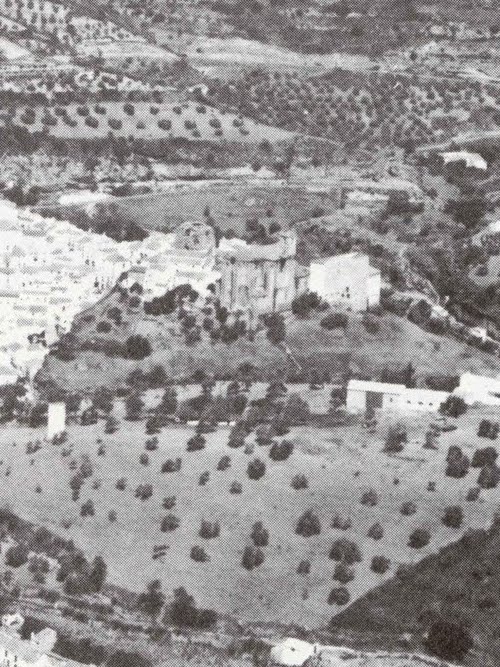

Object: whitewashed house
[309,253,381,311]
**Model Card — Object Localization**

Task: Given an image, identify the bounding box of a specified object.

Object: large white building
[309,252,381,311]
[454,372,500,406]
[346,380,449,414]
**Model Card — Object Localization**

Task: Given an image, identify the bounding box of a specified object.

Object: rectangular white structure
[346,380,449,414]
[47,402,66,440]
[309,253,381,311]
[455,372,500,406]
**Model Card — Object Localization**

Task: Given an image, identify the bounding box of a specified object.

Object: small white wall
[346,388,367,413]
[47,402,66,440]
[367,271,381,308]
[396,388,449,412]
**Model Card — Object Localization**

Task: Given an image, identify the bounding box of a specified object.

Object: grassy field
[1,400,500,628]
[103,183,332,233]
[8,101,293,143]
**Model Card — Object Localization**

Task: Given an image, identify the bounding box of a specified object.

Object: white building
[346,380,449,414]
[47,402,66,440]
[270,639,317,667]
[309,253,381,311]
[454,372,500,406]
[0,614,93,667]
[441,151,488,170]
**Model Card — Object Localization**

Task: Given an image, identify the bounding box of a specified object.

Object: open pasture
[0,401,499,627]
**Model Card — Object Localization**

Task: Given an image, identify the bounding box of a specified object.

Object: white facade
[454,372,500,406]
[441,151,488,170]
[0,615,92,667]
[270,639,317,667]
[346,380,449,414]
[309,253,381,311]
[47,402,66,440]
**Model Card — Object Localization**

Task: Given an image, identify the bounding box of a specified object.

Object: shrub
[5,543,29,568]
[269,440,294,461]
[467,486,480,502]
[291,291,323,318]
[478,463,500,489]
[367,523,384,541]
[187,434,206,452]
[471,446,498,468]
[241,546,264,570]
[125,335,151,360]
[446,452,470,479]
[158,118,172,131]
[247,458,266,480]
[400,501,417,516]
[371,555,390,574]
[477,419,493,438]
[332,514,352,531]
[296,510,321,537]
[291,474,309,490]
[320,312,348,330]
[190,546,209,562]
[161,515,180,532]
[108,118,122,130]
[230,481,242,494]
[439,395,467,418]
[199,471,210,486]
[139,453,149,466]
[408,528,431,549]
[328,587,350,606]
[217,455,231,471]
[297,560,311,575]
[426,620,473,662]
[384,425,407,453]
[361,489,379,506]
[329,539,362,564]
[161,458,181,473]
[442,505,463,528]
[199,520,220,540]
[80,500,95,517]
[135,484,153,500]
[333,563,354,584]
[162,496,176,510]
[105,416,119,434]
[96,320,112,333]
[145,436,159,451]
[85,116,99,128]
[116,477,127,490]
[123,103,135,115]
[362,313,381,334]
[251,521,269,547]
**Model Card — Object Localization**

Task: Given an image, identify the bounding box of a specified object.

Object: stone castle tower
[217,231,303,322]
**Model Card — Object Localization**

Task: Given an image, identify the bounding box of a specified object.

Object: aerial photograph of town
[4,0,500,666]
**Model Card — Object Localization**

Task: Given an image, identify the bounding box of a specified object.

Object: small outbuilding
[270,638,317,667]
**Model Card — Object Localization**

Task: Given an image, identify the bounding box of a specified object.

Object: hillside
[37,279,500,393]
[7,101,293,143]
[332,522,500,666]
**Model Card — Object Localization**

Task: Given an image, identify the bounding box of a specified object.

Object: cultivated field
[206,69,500,150]
[1,398,500,627]
[7,101,293,143]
